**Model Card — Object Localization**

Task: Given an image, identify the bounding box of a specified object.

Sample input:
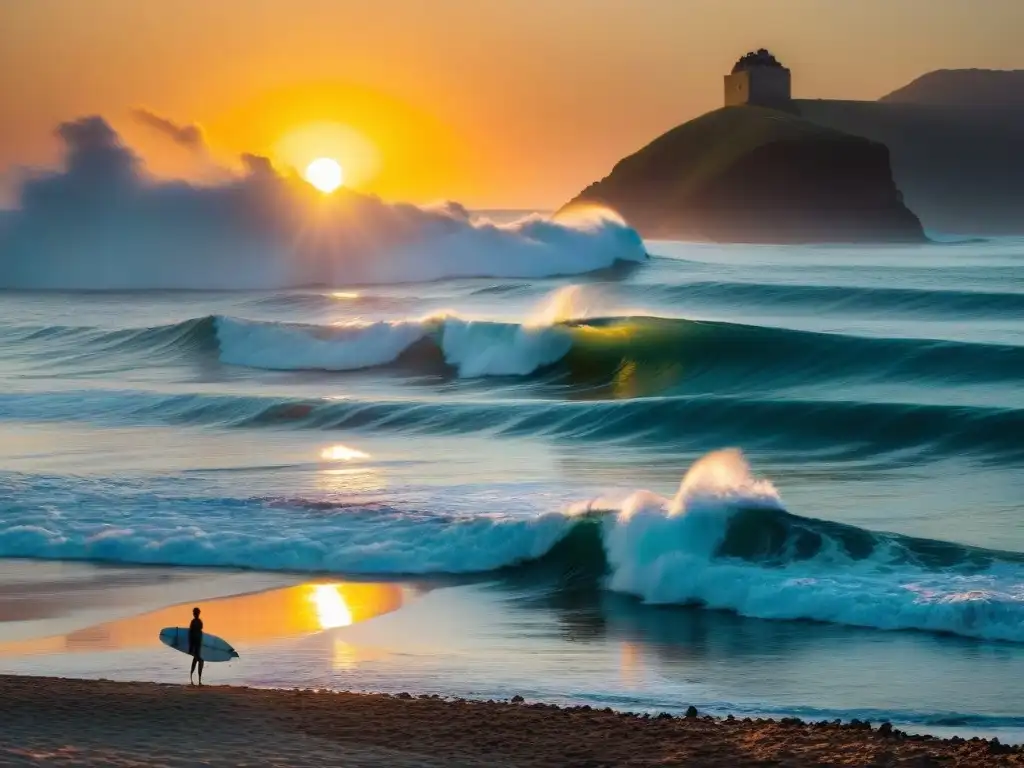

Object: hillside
[881,68,1024,107]
[562,106,924,244]
[796,98,1024,234]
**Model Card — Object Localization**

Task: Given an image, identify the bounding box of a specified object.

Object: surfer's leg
[197,658,204,685]
[188,640,200,683]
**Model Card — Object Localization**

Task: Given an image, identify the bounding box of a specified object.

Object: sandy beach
[0,675,1019,767]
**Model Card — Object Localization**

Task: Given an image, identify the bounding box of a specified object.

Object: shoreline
[1,674,1020,767]
[3,559,1024,752]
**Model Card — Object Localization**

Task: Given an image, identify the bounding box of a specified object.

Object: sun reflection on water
[0,580,407,658]
[309,584,354,629]
[320,444,370,461]
[332,639,390,671]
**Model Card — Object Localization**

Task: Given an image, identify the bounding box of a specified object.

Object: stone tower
[724,49,792,108]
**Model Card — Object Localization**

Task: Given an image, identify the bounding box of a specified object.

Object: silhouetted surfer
[188,607,204,685]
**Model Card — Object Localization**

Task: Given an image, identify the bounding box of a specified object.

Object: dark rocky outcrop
[562,106,925,244]
[798,88,1024,235]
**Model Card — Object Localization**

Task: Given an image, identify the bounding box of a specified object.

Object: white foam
[4,447,1023,642]
[602,449,1024,643]
[0,117,647,290]
[215,316,430,372]
[440,319,572,377]
[0,473,577,575]
[213,311,576,377]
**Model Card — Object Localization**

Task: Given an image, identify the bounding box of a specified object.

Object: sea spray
[601,450,1024,641]
[0,118,647,289]
[529,284,604,326]
[605,449,784,601]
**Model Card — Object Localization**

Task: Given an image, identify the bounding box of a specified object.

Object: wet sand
[0,675,1020,767]
[0,560,301,643]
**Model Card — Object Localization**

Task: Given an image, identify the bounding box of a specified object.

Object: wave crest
[604,450,1024,642]
[0,117,646,289]
[3,450,1024,642]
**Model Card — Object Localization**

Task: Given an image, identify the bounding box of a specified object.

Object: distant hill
[881,69,1024,107]
[796,97,1024,235]
[562,106,923,244]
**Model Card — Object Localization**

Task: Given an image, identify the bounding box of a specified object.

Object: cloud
[0,115,646,290]
[132,108,206,152]
[48,115,141,189]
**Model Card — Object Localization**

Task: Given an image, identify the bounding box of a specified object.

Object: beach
[3,6,1024,764]
[1,674,1020,767]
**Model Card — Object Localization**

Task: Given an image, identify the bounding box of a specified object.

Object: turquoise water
[2,235,1024,737]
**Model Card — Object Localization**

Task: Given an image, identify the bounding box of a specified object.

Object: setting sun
[305,157,344,193]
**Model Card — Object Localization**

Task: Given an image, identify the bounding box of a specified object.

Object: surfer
[188,607,204,686]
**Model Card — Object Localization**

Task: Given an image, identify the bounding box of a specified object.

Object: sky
[2,0,1023,209]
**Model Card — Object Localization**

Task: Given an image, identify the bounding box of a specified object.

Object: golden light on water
[619,641,643,687]
[317,442,379,494]
[316,467,385,495]
[305,157,344,193]
[332,639,390,671]
[320,444,370,461]
[309,584,354,629]
[0,581,407,658]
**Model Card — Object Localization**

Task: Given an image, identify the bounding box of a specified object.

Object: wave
[6,307,1024,389]
[4,450,1024,642]
[244,291,413,312]
[650,281,1024,318]
[214,315,577,377]
[1,386,1022,462]
[0,117,646,289]
[601,450,1024,643]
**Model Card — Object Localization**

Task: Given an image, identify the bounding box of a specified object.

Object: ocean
[1,219,1023,739]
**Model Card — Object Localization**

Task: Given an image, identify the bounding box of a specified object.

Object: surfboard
[159,627,239,662]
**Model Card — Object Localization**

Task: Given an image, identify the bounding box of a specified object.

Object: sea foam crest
[213,315,574,377]
[215,316,431,372]
[214,285,589,376]
[0,472,578,575]
[602,449,1024,642]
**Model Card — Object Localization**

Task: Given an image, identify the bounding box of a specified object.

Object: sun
[305,157,344,193]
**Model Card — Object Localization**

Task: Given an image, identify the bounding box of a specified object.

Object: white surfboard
[159,627,239,662]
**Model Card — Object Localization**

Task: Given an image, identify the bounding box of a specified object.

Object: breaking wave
[2,292,1023,460]
[5,304,1024,387]
[214,315,576,377]
[3,450,1024,642]
[600,450,1024,642]
[0,117,646,289]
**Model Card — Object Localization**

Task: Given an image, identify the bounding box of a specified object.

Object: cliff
[562,106,924,244]
[794,71,1024,234]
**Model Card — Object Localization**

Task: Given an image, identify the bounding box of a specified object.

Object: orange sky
[2,0,1022,208]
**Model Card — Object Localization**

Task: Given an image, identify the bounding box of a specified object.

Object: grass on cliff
[596,105,854,203]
